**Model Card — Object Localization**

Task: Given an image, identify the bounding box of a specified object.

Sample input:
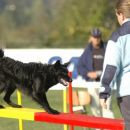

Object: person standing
[99,0,130,129]
[78,28,114,118]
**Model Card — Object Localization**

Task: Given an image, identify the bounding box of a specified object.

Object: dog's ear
[54,60,61,67]
[64,61,71,67]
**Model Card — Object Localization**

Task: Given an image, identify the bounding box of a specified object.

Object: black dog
[0,49,72,114]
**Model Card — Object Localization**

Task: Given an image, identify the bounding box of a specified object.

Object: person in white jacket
[99,0,130,130]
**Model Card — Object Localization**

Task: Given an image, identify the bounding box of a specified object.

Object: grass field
[0,89,122,130]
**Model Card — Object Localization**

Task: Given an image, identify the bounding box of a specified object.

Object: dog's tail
[0,49,4,58]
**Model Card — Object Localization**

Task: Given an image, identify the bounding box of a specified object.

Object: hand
[87,72,98,80]
[100,98,107,109]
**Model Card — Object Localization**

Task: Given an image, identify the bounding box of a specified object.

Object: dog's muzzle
[59,78,72,86]
[69,78,72,82]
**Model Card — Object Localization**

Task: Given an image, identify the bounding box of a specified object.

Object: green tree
[0,0,118,48]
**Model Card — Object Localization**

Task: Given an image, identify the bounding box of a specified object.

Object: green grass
[0,90,122,130]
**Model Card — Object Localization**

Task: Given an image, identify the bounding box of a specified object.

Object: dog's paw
[51,109,60,115]
[0,105,4,108]
[14,105,22,108]
[47,109,60,115]
[8,102,22,108]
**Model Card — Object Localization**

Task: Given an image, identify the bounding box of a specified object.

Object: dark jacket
[77,41,107,81]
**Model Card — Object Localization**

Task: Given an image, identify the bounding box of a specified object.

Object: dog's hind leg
[3,87,22,108]
[0,105,4,108]
[0,83,5,108]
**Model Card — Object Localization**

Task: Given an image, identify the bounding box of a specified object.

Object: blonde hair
[116,0,130,18]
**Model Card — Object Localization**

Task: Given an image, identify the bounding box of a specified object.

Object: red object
[68,72,74,130]
[68,72,73,114]
[34,112,124,130]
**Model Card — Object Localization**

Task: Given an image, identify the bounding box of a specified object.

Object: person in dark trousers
[78,28,114,120]
[99,0,130,129]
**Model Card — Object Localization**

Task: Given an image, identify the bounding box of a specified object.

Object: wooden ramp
[0,108,124,130]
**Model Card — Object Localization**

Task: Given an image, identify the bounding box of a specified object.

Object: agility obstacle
[35,112,124,130]
[0,108,124,130]
[0,72,125,130]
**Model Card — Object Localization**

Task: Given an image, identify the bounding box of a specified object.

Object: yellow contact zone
[0,107,44,121]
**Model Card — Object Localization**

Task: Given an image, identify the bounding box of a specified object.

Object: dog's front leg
[32,92,60,114]
[33,78,60,114]
[40,93,60,114]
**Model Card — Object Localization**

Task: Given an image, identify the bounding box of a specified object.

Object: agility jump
[0,72,125,130]
[0,107,124,130]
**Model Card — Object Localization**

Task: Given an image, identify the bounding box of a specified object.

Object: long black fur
[0,49,72,114]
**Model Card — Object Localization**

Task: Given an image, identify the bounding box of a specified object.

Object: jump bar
[34,112,124,130]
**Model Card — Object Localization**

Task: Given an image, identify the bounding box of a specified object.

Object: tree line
[0,0,118,48]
